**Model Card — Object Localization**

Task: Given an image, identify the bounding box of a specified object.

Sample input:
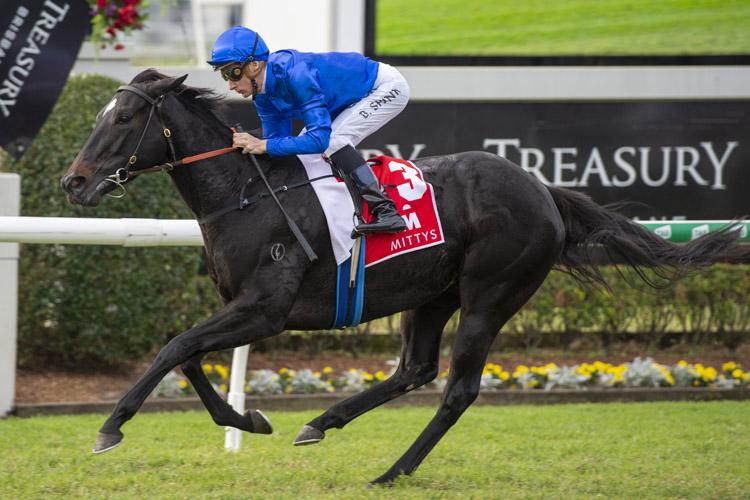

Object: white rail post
[0,173,20,417]
[224,344,250,451]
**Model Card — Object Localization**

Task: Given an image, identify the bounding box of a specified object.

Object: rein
[104,85,239,197]
[112,84,322,262]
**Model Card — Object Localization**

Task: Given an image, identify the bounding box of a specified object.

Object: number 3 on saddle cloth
[332,156,445,329]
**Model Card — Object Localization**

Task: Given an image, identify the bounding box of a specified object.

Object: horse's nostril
[63,175,87,193]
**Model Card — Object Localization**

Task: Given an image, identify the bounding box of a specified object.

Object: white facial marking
[103,97,117,116]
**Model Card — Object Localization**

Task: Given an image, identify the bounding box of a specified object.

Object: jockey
[208,25,408,236]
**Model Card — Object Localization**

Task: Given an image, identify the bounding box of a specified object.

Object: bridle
[107,83,319,262]
[104,84,237,197]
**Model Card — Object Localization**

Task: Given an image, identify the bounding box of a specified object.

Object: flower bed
[152,358,750,398]
[87,0,148,49]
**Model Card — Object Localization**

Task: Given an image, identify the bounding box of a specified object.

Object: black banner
[224,100,750,220]
[0,0,89,159]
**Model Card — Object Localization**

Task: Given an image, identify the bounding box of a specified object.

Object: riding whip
[235,125,318,262]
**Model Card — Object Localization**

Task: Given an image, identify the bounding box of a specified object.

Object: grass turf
[1,401,749,499]
[375,0,750,56]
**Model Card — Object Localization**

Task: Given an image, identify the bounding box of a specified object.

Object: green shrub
[1,74,217,368]
[2,75,748,365]
[501,263,750,354]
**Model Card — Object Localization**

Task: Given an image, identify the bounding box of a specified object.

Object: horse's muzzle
[60,173,107,206]
[60,173,88,201]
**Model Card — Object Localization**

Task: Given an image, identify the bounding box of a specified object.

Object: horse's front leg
[93,294,288,454]
[179,354,272,435]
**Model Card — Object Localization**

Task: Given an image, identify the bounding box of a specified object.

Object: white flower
[544,366,589,390]
[247,369,283,395]
[622,357,668,387]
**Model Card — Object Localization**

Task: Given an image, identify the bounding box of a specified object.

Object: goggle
[222,60,251,82]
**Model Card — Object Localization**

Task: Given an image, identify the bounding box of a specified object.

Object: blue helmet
[207,26,270,66]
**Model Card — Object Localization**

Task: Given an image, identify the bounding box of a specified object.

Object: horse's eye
[116,114,132,124]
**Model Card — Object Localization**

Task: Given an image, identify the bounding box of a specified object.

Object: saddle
[298,154,445,328]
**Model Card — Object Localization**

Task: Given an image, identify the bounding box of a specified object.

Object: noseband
[106,84,240,198]
[103,85,177,197]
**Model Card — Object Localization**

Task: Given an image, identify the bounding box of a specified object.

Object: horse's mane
[132,68,229,129]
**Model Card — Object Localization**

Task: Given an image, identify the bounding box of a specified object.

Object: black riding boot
[329,146,406,236]
[349,164,407,236]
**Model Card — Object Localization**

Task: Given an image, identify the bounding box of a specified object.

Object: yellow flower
[349,368,358,374]
[732,369,744,379]
[593,361,610,372]
[677,360,688,367]
[516,365,529,374]
[313,372,321,378]
[701,367,717,381]
[202,364,213,374]
[499,371,510,381]
[375,370,387,380]
[219,384,227,392]
[284,386,292,394]
[178,380,187,388]
[279,367,288,374]
[323,366,333,374]
[363,372,374,381]
[723,362,737,372]
[215,364,229,380]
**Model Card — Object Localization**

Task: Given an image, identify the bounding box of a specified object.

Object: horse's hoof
[93,431,123,454]
[293,425,325,446]
[247,409,273,434]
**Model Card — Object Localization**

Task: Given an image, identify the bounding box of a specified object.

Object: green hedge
[2,75,748,368]
[1,74,221,368]
[502,264,750,355]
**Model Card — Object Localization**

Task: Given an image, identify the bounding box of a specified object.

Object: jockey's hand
[233,132,267,155]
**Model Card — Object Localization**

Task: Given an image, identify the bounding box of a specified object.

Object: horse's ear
[153,74,188,95]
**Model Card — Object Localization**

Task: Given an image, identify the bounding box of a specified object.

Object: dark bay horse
[61,69,748,485]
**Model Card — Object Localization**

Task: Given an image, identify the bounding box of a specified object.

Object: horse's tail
[546,185,749,289]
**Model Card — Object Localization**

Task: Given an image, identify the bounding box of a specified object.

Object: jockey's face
[222,61,265,99]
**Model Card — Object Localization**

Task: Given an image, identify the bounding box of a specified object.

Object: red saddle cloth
[363,156,445,267]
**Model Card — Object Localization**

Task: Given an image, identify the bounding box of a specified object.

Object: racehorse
[61,69,748,485]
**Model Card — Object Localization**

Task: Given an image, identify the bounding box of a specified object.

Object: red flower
[113,20,123,30]
[96,0,107,8]
[123,0,141,5]
[115,44,125,50]
[105,26,115,36]
[117,5,137,25]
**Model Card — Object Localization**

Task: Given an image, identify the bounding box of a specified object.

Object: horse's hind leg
[180,355,272,434]
[294,292,458,445]
[370,262,554,484]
